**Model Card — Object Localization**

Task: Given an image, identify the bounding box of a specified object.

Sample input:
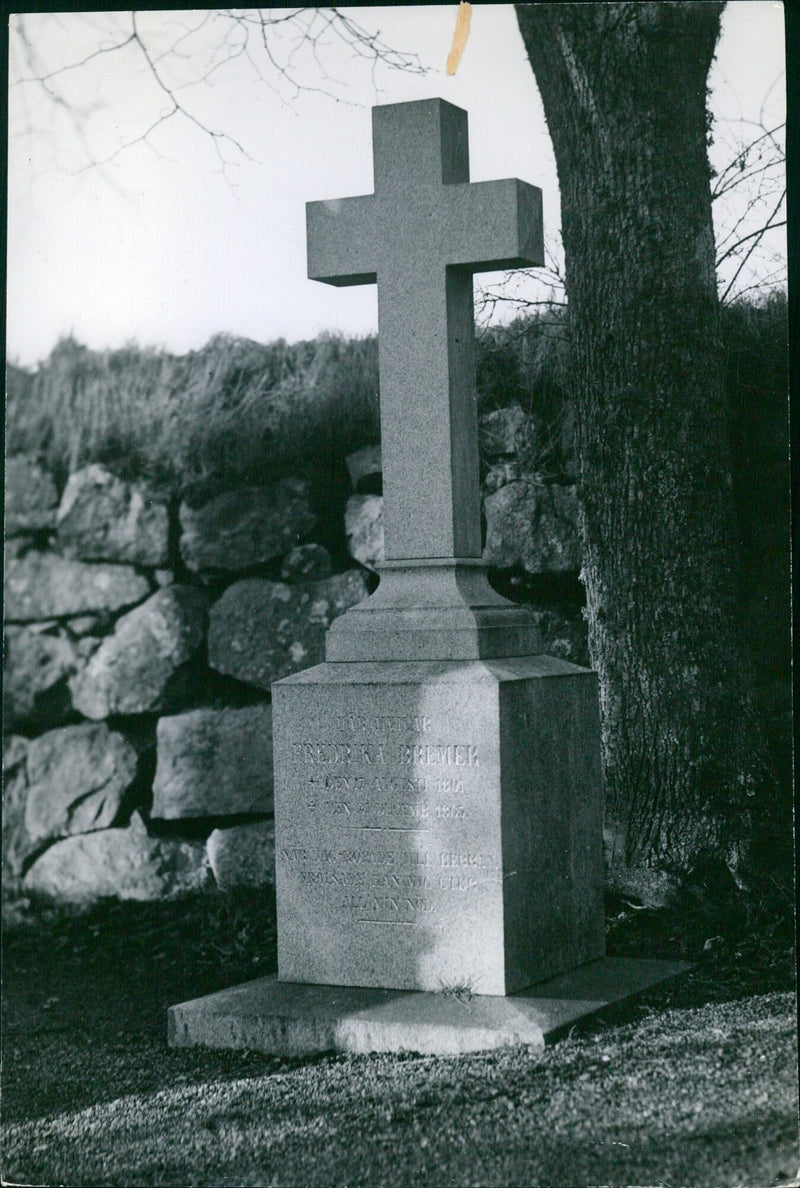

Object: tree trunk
[515,1,771,887]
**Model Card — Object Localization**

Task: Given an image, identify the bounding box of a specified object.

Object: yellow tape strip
[446,1,472,76]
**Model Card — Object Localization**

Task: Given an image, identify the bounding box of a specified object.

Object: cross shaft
[307,99,543,561]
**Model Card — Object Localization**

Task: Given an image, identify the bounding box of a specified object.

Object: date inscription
[279,711,496,922]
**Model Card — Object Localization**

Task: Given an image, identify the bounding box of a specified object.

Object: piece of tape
[446,2,472,76]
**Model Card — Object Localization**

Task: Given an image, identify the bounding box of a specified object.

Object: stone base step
[168,957,690,1057]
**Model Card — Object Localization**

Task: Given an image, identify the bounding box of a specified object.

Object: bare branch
[709,94,786,303]
[719,189,787,306]
[713,213,784,269]
[713,155,784,203]
[716,190,786,267]
[128,11,253,173]
[711,121,785,199]
[9,9,429,176]
[10,24,136,90]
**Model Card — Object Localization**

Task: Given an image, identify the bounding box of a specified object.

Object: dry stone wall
[3,409,586,911]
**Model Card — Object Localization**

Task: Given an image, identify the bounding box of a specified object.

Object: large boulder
[3,735,33,879]
[4,552,151,622]
[483,460,523,495]
[206,821,276,892]
[529,608,590,668]
[208,570,369,689]
[56,464,170,566]
[483,481,582,574]
[23,722,138,852]
[64,614,108,638]
[179,479,316,575]
[345,495,384,571]
[69,586,208,719]
[3,626,79,730]
[22,811,211,904]
[4,537,31,562]
[5,456,59,534]
[151,705,274,819]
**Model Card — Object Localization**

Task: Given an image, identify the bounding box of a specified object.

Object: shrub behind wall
[6,333,380,494]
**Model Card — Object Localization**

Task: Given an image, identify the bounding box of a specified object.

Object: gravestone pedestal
[168,98,688,1056]
[324,560,542,661]
[273,656,604,996]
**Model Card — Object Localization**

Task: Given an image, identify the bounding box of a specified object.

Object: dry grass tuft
[6,333,380,493]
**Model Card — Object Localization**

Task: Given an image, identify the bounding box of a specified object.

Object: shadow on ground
[2,886,796,1188]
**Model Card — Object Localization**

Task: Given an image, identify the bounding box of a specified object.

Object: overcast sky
[6,3,786,368]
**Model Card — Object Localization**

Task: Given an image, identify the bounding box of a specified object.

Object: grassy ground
[2,886,797,1188]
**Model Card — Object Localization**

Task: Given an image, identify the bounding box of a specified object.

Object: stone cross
[307,98,543,562]
[167,100,681,1057]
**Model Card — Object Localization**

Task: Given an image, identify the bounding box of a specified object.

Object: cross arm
[444,179,544,273]
[306,194,378,287]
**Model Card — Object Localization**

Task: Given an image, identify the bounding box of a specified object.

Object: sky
[6,3,787,368]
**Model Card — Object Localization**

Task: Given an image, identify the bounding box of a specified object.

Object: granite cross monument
[169,100,688,1054]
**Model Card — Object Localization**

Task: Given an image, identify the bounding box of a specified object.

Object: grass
[437,979,477,1004]
[0,305,601,496]
[2,884,796,1187]
[6,332,381,494]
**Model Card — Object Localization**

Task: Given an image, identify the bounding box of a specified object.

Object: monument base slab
[168,958,690,1056]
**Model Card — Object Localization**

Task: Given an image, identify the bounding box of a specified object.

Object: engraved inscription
[398,743,478,766]
[292,741,479,766]
[343,894,435,923]
[332,713,471,735]
[278,845,500,919]
[291,723,477,825]
[279,708,498,926]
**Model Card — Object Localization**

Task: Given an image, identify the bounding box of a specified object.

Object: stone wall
[5,405,588,912]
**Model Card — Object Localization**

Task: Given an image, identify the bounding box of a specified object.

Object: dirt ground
[3,886,798,1188]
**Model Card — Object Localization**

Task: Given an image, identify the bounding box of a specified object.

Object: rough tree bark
[515,1,772,892]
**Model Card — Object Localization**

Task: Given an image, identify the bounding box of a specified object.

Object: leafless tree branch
[9,8,428,178]
[711,121,785,199]
[719,188,787,306]
[708,96,785,302]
